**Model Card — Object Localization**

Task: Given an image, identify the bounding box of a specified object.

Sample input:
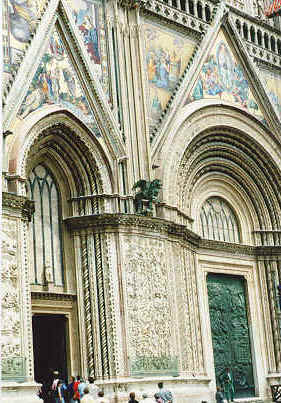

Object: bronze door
[207,274,255,398]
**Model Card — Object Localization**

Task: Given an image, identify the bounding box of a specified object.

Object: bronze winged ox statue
[132,179,162,215]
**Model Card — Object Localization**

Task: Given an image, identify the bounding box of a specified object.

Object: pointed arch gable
[8,111,114,196]
[151,10,281,149]
[3,1,125,159]
[157,104,281,234]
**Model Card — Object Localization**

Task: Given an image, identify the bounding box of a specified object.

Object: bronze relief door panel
[207,274,255,398]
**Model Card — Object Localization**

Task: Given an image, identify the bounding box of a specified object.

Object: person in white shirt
[87,376,99,398]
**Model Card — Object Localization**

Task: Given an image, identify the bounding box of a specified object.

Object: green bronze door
[207,274,255,398]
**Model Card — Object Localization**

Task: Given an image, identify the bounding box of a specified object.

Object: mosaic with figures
[144,24,196,123]
[66,0,109,97]
[186,31,263,121]
[3,0,46,76]
[260,69,281,120]
[18,29,100,136]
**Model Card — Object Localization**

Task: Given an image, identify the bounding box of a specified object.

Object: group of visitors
[38,374,173,403]
[129,383,173,403]
[38,371,108,403]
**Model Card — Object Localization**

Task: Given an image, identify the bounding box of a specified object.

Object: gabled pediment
[151,4,281,151]
[3,0,125,158]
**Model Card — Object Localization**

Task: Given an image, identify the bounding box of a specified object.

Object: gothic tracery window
[200,197,241,243]
[28,165,64,286]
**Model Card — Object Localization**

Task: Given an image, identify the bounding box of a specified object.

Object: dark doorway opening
[32,314,68,383]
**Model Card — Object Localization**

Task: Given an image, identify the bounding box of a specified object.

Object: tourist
[54,380,67,403]
[154,394,163,403]
[67,376,76,403]
[215,386,224,403]
[128,392,139,403]
[52,371,60,392]
[87,376,99,398]
[73,376,81,402]
[157,383,173,403]
[81,387,95,402]
[221,367,235,403]
[95,390,110,403]
[139,392,155,402]
[78,378,88,400]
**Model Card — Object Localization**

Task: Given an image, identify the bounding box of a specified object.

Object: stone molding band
[66,213,281,257]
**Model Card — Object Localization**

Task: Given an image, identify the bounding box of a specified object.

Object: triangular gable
[143,22,197,124]
[18,27,101,136]
[4,0,125,157]
[150,5,281,150]
[65,0,109,98]
[185,29,264,121]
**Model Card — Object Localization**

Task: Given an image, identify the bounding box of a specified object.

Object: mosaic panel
[3,0,46,77]
[18,29,100,136]
[186,31,264,121]
[260,69,281,120]
[66,0,109,96]
[144,23,196,123]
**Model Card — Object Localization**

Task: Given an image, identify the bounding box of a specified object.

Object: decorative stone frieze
[2,192,35,221]
[65,213,200,246]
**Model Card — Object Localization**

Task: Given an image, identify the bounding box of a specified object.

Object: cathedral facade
[2,0,281,402]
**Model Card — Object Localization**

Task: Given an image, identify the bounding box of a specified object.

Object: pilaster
[113,2,152,189]
[2,193,38,400]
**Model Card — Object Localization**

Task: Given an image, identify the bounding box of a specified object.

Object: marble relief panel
[121,235,178,374]
[1,217,21,359]
[186,30,264,121]
[143,23,196,123]
[18,29,100,136]
[66,0,109,96]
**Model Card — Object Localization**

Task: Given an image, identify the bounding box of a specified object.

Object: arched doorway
[16,113,113,383]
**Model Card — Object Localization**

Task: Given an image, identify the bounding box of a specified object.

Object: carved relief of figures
[2,343,21,357]
[122,236,176,372]
[1,218,21,358]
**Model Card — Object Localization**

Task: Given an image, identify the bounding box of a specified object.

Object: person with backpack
[157,382,173,403]
[53,380,67,403]
[73,376,81,402]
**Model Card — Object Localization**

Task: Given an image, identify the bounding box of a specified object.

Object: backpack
[163,390,173,402]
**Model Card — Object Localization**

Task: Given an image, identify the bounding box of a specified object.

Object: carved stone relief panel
[121,234,178,375]
[1,217,21,358]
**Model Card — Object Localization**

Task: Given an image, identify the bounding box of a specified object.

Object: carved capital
[3,192,35,221]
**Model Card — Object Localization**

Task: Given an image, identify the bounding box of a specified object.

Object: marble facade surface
[2,0,281,402]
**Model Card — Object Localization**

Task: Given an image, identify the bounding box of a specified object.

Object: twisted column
[81,234,95,376]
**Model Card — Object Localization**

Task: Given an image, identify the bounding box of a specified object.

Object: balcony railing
[69,194,193,227]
